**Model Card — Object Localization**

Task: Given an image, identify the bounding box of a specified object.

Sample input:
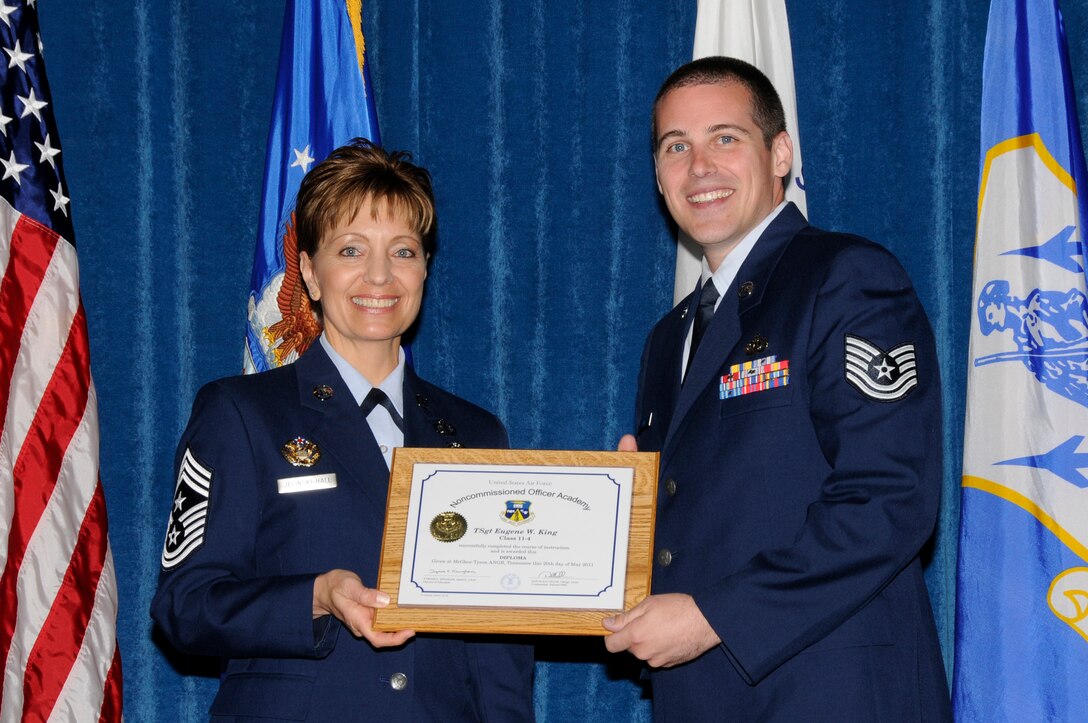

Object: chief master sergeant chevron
[602,57,952,721]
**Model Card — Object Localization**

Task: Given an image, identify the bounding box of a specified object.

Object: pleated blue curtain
[34,0,1088,720]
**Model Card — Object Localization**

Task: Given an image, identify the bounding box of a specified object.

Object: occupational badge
[844,334,918,402]
[431,511,468,542]
[744,334,769,355]
[161,447,212,570]
[280,436,321,467]
[502,499,534,525]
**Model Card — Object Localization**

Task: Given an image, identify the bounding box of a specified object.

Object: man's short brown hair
[651,56,787,151]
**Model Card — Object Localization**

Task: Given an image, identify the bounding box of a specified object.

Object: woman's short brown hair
[294,138,437,258]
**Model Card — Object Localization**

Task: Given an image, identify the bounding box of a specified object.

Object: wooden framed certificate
[372,448,658,636]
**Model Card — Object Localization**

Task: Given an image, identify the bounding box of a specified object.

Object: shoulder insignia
[161,447,212,570]
[844,334,918,402]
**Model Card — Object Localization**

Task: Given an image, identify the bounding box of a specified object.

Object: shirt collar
[319,334,405,415]
[701,200,788,298]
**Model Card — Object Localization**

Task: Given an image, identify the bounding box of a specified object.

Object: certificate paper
[399,464,633,610]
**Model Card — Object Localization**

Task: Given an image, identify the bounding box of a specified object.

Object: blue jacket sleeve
[150,382,338,659]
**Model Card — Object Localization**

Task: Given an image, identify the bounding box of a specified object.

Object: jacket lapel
[294,345,389,507]
[663,288,741,456]
[401,366,465,449]
[661,203,808,461]
[645,291,697,442]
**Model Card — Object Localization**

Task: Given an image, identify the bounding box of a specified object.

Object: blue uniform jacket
[634,204,951,721]
[151,344,534,722]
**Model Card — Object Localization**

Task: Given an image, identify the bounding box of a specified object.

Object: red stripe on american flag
[21,477,108,720]
[0,301,91,707]
[0,218,59,440]
[98,646,123,723]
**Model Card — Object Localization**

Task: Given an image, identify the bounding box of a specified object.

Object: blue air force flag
[954,0,1088,719]
[244,0,381,373]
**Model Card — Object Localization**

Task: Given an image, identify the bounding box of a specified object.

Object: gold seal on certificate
[374,448,658,636]
[430,511,467,542]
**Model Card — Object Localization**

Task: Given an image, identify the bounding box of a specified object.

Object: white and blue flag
[954,0,1088,718]
[244,0,381,373]
[674,0,807,305]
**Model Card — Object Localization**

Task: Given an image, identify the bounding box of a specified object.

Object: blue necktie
[360,387,403,431]
[686,280,720,376]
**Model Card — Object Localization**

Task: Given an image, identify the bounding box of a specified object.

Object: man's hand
[313,569,415,648]
[608,439,719,667]
[602,593,720,668]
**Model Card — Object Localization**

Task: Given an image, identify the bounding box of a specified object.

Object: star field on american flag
[0,2,72,230]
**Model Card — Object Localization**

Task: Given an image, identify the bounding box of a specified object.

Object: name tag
[277,473,338,494]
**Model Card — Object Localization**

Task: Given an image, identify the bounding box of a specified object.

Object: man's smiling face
[653,81,792,269]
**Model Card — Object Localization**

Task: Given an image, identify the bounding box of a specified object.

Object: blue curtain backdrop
[33,0,1088,719]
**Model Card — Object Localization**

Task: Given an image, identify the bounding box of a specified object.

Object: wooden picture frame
[372,447,658,636]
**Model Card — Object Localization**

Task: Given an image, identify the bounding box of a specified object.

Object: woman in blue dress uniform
[151,139,534,722]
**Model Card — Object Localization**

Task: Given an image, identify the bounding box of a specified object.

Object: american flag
[0,2,122,720]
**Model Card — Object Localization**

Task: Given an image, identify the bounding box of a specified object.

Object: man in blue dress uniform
[603,57,952,721]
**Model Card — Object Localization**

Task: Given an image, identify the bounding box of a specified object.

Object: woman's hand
[313,569,415,648]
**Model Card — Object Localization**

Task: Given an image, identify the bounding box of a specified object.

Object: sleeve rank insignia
[161,447,212,570]
[844,334,918,402]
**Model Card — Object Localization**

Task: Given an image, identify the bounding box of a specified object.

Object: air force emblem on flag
[161,447,212,570]
[844,334,918,402]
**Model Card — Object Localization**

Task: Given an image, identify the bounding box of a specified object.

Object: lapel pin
[312,385,334,401]
[415,393,430,409]
[738,281,755,299]
[434,419,456,436]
